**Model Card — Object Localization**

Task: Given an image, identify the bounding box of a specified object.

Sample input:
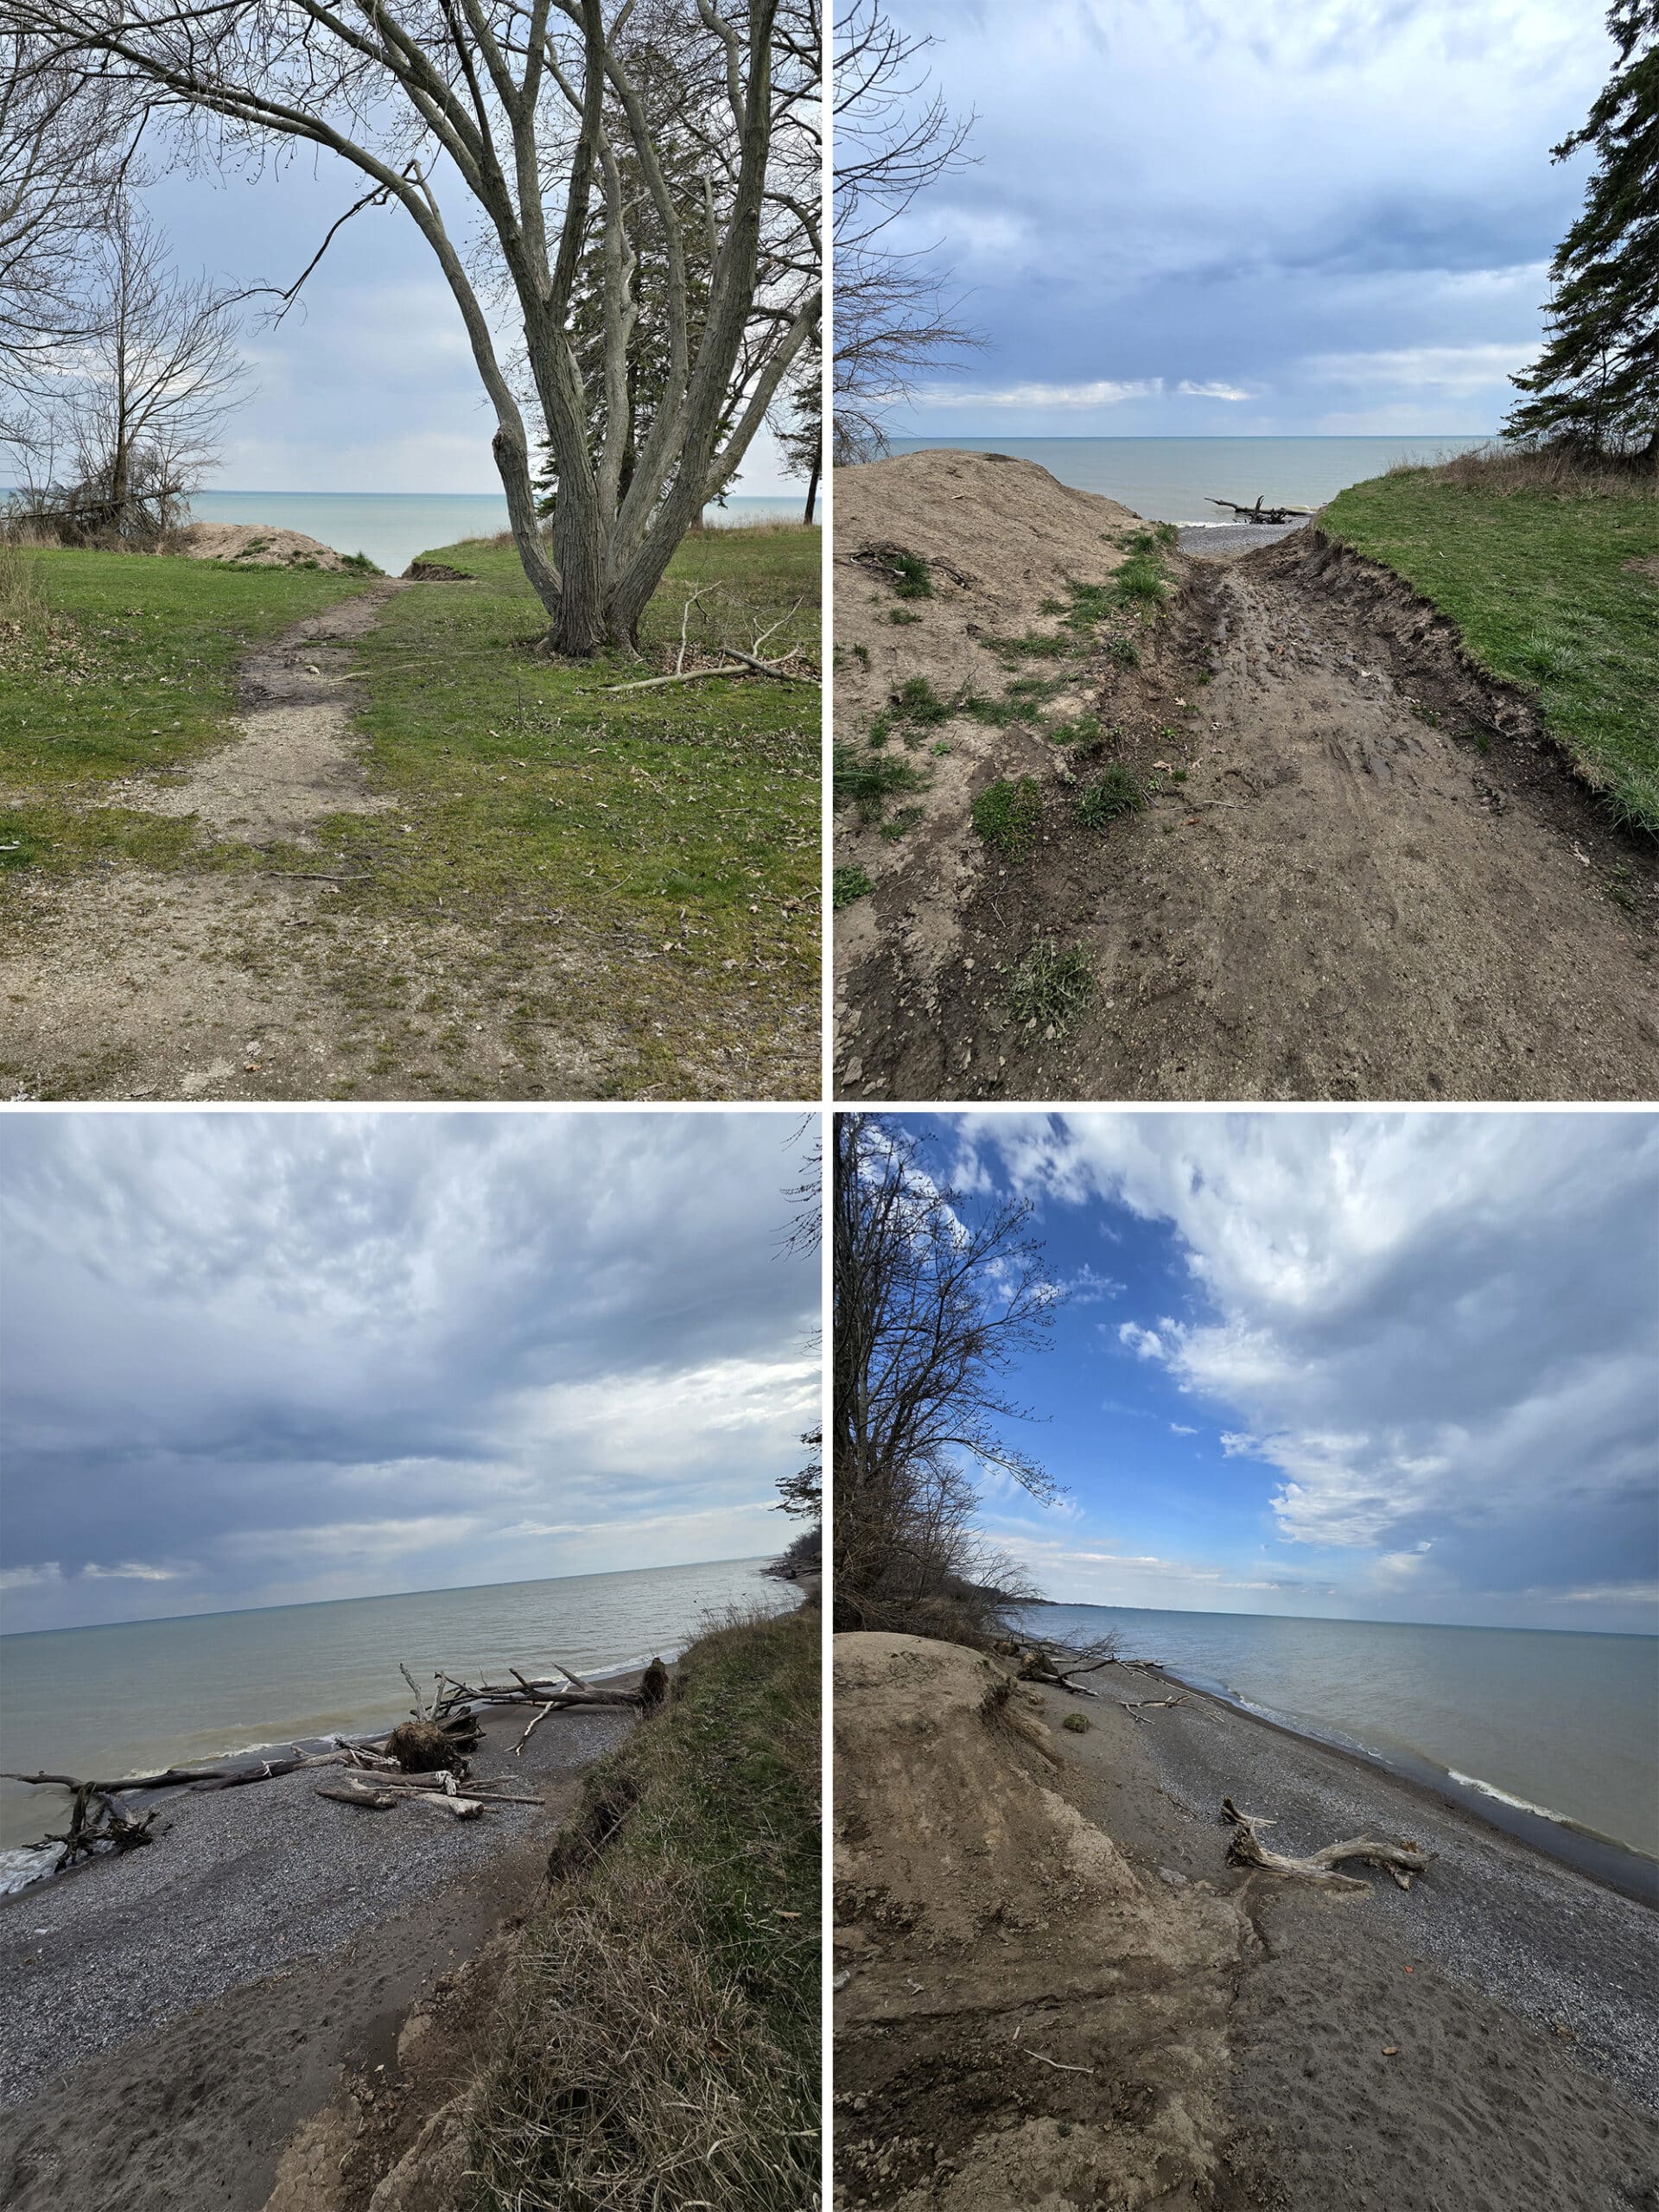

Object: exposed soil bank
[0,1694,635,2210]
[833,1632,1659,2212]
[835,452,1659,1102]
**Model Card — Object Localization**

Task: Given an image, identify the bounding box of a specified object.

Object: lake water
[183,491,808,575]
[0,1555,794,1853]
[1015,1602,1659,1867]
[887,435,1491,526]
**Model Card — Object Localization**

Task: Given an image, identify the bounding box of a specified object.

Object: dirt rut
[837,523,1659,1103]
[124,584,406,841]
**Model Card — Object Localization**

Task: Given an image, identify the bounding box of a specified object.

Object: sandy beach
[0,1688,639,2210]
[833,1632,1659,2211]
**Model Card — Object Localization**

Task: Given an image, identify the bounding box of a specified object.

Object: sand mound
[832,451,1147,1075]
[168,522,365,572]
[834,1632,1245,2211]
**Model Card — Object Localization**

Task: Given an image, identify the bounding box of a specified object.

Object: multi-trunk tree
[5,0,820,652]
[1506,0,1658,460]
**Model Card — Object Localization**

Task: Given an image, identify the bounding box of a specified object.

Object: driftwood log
[3,1649,643,1873]
[1220,1797,1435,1891]
[1205,496,1314,525]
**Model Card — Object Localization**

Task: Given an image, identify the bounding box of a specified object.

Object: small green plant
[1076,763,1147,830]
[1062,1713,1090,1734]
[987,628,1072,661]
[892,675,951,726]
[1047,714,1101,749]
[971,775,1044,859]
[880,804,925,842]
[931,741,951,755]
[887,549,933,599]
[1039,596,1066,615]
[833,863,874,908]
[852,642,870,667]
[888,607,923,625]
[1116,553,1168,605]
[865,710,893,748]
[1007,939,1095,1036]
[833,742,927,824]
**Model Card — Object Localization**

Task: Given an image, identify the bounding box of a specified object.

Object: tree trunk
[803,451,820,524]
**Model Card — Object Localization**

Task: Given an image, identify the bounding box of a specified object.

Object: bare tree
[0,35,139,447]
[5,0,820,653]
[833,1112,1061,1637]
[832,0,977,463]
[12,201,247,540]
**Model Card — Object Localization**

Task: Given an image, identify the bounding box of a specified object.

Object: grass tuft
[1076,764,1147,829]
[971,775,1044,859]
[833,862,875,907]
[1007,938,1095,1035]
[835,741,927,825]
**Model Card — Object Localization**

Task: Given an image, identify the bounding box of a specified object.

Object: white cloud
[1170,1423,1197,1436]
[963,1113,1659,1620]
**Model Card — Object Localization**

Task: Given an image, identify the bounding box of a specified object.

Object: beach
[833,1632,1659,2211]
[0,1686,638,2209]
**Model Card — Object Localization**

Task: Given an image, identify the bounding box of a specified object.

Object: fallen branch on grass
[1220,1798,1434,1891]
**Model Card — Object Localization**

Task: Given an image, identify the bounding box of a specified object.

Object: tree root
[1220,1798,1435,1891]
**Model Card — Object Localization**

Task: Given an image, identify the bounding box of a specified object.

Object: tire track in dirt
[840,527,1659,1102]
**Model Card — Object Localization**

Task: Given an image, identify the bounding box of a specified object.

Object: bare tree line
[2,37,249,539]
[832,1112,1061,1640]
[832,0,976,462]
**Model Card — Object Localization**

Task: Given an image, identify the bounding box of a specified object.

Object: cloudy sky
[0,1112,819,1635]
[903,1112,1656,1635]
[881,0,1610,438]
[134,144,796,496]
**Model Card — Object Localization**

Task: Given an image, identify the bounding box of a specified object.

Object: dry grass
[1389,442,1658,500]
[0,542,50,636]
[465,1604,819,2211]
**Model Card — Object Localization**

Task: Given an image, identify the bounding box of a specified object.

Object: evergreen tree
[1506,1,1659,459]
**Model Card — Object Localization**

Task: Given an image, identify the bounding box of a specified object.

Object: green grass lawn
[326,525,819,973]
[1322,466,1659,832]
[0,525,819,1090]
[0,545,376,870]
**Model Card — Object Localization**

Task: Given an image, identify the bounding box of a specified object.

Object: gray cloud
[1,1113,818,1628]
[885,0,1609,435]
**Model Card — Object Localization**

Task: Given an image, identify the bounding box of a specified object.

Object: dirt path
[836,490,1659,1101]
[0,592,809,1101]
[121,584,406,842]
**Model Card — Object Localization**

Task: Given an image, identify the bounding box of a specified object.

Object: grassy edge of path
[1322,458,1659,835]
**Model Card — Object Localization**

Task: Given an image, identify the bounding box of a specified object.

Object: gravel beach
[1039,1662,1659,2207]
[1176,518,1312,557]
[0,1692,635,2210]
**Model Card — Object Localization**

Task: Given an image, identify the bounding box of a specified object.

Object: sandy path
[120,584,407,841]
[841,529,1659,1102]
[0,1699,632,2210]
